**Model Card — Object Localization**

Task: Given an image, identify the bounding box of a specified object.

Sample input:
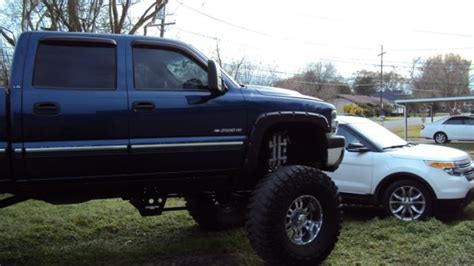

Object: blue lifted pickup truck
[0,31,344,264]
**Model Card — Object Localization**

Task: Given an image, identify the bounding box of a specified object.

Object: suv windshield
[348,120,407,149]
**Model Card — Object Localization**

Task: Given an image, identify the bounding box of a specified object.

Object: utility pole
[144,2,175,37]
[378,45,387,122]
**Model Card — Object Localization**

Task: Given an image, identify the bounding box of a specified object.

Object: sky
[147,0,474,83]
[0,0,472,84]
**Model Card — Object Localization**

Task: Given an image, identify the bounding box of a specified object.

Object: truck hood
[388,144,470,162]
[248,85,322,101]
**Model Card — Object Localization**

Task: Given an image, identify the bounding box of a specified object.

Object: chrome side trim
[25,145,128,153]
[14,148,22,153]
[0,148,5,153]
[132,141,244,149]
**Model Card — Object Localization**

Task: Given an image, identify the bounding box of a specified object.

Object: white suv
[327,116,474,221]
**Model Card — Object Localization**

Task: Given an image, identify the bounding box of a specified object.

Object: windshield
[347,120,407,149]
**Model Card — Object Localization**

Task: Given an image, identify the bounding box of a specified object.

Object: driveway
[374,116,447,130]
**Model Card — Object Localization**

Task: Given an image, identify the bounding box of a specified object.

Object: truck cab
[1,31,344,265]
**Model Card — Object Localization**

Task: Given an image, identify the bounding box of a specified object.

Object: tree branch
[128,0,166,35]
[0,27,16,47]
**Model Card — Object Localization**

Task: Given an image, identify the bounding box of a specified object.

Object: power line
[175,0,272,37]
[412,29,472,38]
[175,1,375,51]
[175,24,473,71]
[176,1,474,53]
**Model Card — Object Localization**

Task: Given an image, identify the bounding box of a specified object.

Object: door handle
[132,101,155,112]
[33,102,60,115]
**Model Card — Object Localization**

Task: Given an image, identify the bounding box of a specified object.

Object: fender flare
[241,111,330,179]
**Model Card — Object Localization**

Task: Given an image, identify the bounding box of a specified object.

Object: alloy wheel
[389,186,426,221]
[434,133,447,144]
[286,195,323,245]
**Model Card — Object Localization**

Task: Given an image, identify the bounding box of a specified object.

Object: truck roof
[21,31,194,49]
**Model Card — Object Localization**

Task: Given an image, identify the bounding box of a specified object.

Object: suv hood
[388,144,470,161]
[249,85,321,101]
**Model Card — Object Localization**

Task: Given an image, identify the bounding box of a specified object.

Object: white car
[421,115,474,144]
[327,116,474,221]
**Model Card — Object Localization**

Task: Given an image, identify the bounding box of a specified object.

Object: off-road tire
[382,179,433,221]
[186,193,247,230]
[245,165,342,265]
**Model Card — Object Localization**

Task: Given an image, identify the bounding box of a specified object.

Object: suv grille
[456,160,474,181]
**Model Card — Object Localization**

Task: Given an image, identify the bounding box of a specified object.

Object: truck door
[126,40,246,175]
[19,34,129,180]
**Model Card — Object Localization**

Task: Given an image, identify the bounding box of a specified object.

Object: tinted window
[466,117,474,125]
[444,117,464,125]
[133,47,208,90]
[33,42,116,89]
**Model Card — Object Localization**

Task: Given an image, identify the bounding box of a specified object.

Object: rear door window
[466,117,474,125]
[443,117,464,125]
[33,42,116,90]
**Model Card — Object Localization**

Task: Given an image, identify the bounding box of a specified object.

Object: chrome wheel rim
[286,195,323,245]
[435,133,446,143]
[389,186,426,221]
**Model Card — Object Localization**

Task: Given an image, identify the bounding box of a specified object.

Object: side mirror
[347,143,370,153]
[207,59,225,94]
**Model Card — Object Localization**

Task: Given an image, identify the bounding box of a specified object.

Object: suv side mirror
[347,143,370,153]
[207,59,225,94]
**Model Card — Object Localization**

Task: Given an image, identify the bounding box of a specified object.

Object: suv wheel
[185,192,247,230]
[434,132,448,144]
[382,179,433,221]
[245,165,341,265]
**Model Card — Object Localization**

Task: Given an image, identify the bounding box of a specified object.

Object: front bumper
[324,134,345,172]
[437,187,474,213]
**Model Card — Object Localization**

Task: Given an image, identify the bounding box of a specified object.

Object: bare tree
[413,54,471,98]
[213,39,223,68]
[274,62,348,100]
[412,54,471,113]
[0,0,168,47]
[213,39,279,86]
[0,42,12,87]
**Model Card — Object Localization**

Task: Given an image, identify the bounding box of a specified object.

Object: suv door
[327,125,374,194]
[19,34,129,179]
[126,40,246,175]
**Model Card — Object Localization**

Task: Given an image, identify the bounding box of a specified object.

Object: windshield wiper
[383,144,408,150]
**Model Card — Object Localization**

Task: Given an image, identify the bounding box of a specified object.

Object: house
[371,90,409,114]
[328,94,391,114]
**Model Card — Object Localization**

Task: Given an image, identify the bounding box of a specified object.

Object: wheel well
[258,122,328,172]
[374,173,437,205]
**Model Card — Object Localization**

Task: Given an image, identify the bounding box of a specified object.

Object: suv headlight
[425,160,473,177]
[425,161,457,175]
[331,110,338,134]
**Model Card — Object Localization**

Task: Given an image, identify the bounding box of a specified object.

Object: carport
[394,96,474,140]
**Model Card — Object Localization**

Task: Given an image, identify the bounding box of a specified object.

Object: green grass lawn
[1,198,474,265]
[2,130,474,265]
